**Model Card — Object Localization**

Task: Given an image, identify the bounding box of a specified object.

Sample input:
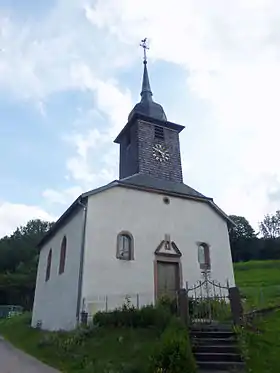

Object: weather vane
[140,38,149,63]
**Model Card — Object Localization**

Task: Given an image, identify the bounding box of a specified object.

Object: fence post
[80,311,88,326]
[178,288,189,327]
[229,286,243,325]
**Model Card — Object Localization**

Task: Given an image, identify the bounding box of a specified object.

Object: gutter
[76,197,88,323]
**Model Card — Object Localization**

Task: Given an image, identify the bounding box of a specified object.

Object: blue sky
[1,0,280,236]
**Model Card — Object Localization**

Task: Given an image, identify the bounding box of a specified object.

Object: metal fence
[0,305,23,319]
[84,292,154,319]
[187,279,231,324]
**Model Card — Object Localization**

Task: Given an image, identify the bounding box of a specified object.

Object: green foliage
[0,219,53,309]
[156,294,178,315]
[234,260,280,372]
[150,317,196,373]
[259,211,280,239]
[229,215,257,241]
[228,215,259,262]
[93,303,170,331]
[236,310,280,373]
[235,260,280,310]
[0,313,159,373]
[228,213,280,262]
[189,298,231,322]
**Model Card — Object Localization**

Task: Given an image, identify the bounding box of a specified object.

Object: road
[0,336,60,373]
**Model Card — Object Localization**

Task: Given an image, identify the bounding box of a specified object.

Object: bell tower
[114,38,185,183]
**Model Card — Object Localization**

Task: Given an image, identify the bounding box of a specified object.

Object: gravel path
[0,336,60,373]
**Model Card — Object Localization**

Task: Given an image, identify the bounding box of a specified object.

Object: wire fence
[85,292,154,318]
[0,305,23,319]
[240,285,280,312]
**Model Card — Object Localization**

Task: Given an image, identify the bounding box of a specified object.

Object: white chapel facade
[32,43,235,331]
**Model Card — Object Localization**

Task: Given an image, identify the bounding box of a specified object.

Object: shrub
[150,317,197,373]
[93,304,170,331]
[188,298,231,322]
[157,295,178,315]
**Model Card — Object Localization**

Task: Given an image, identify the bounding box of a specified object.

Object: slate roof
[37,173,233,249]
[118,173,209,199]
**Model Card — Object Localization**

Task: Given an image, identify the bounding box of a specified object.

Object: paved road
[0,337,60,373]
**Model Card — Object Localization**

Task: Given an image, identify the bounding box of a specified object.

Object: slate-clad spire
[141,60,153,100]
[128,38,167,122]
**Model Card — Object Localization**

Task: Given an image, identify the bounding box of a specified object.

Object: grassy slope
[234,260,280,309]
[238,309,280,373]
[234,260,280,373]
[1,260,280,372]
[0,314,159,373]
[234,260,280,287]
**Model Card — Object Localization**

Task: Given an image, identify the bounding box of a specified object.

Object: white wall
[82,186,235,315]
[32,207,85,331]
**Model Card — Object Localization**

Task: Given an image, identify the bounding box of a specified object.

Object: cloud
[64,63,132,188]
[0,202,55,237]
[1,0,280,234]
[42,186,84,205]
[84,0,280,227]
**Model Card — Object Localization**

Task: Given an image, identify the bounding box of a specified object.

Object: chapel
[31,40,235,331]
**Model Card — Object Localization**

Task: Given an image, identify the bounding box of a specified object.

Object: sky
[0,0,280,237]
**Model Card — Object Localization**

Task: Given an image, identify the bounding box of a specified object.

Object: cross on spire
[140,38,149,64]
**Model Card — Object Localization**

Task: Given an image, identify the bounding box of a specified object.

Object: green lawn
[0,313,159,373]
[237,309,280,373]
[1,260,280,373]
[234,260,280,287]
[234,260,280,373]
[234,260,280,310]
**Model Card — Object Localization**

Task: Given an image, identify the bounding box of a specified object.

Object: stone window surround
[197,241,211,270]
[116,231,134,261]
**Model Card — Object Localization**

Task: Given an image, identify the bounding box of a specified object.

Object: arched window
[45,249,52,282]
[198,243,211,270]
[116,232,134,261]
[59,236,67,274]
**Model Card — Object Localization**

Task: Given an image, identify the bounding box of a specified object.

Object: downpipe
[76,198,88,324]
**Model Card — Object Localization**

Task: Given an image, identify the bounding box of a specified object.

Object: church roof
[128,60,167,122]
[118,173,207,199]
[37,174,234,249]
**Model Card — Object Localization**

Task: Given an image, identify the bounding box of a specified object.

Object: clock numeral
[152,143,170,162]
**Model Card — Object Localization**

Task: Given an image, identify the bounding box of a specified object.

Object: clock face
[152,143,170,162]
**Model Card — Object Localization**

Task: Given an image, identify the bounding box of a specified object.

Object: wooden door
[157,261,179,299]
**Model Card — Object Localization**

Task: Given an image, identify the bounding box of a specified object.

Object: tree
[0,219,54,309]
[228,215,258,262]
[229,215,257,241]
[259,211,280,239]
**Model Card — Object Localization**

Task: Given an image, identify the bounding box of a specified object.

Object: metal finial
[140,37,149,63]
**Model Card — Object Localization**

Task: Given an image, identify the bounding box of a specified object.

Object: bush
[93,304,170,331]
[157,295,178,315]
[150,317,197,373]
[188,298,231,322]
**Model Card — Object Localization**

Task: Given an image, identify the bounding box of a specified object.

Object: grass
[1,259,280,373]
[0,313,159,373]
[234,260,280,373]
[237,309,280,373]
[234,260,280,310]
[234,260,280,287]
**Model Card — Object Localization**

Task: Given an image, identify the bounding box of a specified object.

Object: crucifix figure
[140,37,149,63]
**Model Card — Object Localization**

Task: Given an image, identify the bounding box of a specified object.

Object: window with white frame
[116,232,134,260]
[198,243,211,270]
